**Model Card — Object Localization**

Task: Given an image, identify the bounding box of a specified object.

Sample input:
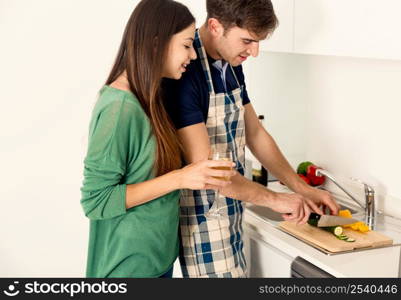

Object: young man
[164,0,339,278]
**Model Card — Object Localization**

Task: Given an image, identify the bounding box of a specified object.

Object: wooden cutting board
[279,221,393,254]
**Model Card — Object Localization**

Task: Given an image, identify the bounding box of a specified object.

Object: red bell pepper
[298,174,311,185]
[306,164,325,186]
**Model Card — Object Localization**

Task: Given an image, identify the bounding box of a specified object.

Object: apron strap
[229,65,241,90]
[194,29,216,95]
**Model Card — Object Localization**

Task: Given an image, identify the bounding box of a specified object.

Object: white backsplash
[243,51,401,219]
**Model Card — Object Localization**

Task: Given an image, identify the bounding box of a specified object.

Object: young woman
[80,0,235,278]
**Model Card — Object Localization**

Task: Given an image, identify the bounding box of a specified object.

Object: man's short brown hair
[206,0,278,36]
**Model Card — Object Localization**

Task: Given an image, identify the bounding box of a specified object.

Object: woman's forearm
[125,170,181,209]
[125,159,236,209]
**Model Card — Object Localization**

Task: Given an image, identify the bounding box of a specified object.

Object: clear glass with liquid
[206,150,233,218]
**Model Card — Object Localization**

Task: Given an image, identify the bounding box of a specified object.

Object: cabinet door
[244,229,293,278]
[294,0,401,60]
[261,0,294,53]
[180,0,294,53]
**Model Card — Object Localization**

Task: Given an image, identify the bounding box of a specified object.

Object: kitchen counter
[243,182,401,277]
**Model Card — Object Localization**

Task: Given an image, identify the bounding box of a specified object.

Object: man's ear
[207,18,224,38]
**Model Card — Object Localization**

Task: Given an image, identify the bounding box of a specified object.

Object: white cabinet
[180,0,401,60]
[293,0,401,60]
[179,0,294,53]
[261,0,294,53]
[244,224,293,277]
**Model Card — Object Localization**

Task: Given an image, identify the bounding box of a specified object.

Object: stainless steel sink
[361,212,401,245]
[245,205,284,222]
[246,202,359,223]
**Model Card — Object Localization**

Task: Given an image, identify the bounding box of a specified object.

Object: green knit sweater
[81,86,179,278]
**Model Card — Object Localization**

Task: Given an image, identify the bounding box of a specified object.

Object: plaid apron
[179,30,247,278]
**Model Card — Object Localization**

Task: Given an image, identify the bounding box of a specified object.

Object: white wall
[302,54,401,218]
[179,0,207,27]
[0,0,205,279]
[0,0,139,277]
[0,0,208,279]
[244,51,401,218]
[242,53,308,169]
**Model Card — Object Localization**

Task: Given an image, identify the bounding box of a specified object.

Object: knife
[309,213,359,227]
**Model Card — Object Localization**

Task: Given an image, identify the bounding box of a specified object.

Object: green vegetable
[337,234,348,240]
[307,217,343,236]
[326,226,343,236]
[296,161,313,175]
[307,217,319,227]
[336,235,355,242]
[308,214,356,242]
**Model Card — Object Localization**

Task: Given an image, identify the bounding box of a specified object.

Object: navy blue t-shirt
[163,54,250,130]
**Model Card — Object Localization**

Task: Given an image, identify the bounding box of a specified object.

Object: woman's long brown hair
[106,0,195,176]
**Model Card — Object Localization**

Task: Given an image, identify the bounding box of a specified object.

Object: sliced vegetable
[307,215,343,237]
[324,226,343,236]
[338,209,370,233]
[338,209,353,219]
[336,234,355,242]
[346,221,370,232]
[307,213,354,242]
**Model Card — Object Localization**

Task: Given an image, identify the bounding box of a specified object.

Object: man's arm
[177,123,322,224]
[244,103,339,214]
[177,123,210,162]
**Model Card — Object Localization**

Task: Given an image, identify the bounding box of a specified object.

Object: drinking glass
[205,150,234,218]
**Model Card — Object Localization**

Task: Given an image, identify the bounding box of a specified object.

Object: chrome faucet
[315,169,376,229]
[362,182,376,230]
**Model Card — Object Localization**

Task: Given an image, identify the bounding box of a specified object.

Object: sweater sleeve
[80,97,138,220]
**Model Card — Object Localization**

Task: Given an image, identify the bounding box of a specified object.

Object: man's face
[215,26,267,66]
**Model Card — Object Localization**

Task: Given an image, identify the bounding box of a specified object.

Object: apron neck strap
[195,29,215,94]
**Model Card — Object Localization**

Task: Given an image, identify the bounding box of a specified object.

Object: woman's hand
[174,160,236,190]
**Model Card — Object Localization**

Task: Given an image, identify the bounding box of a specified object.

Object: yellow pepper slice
[338,209,370,232]
[339,209,353,218]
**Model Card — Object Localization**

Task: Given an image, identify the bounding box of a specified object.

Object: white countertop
[243,182,401,277]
